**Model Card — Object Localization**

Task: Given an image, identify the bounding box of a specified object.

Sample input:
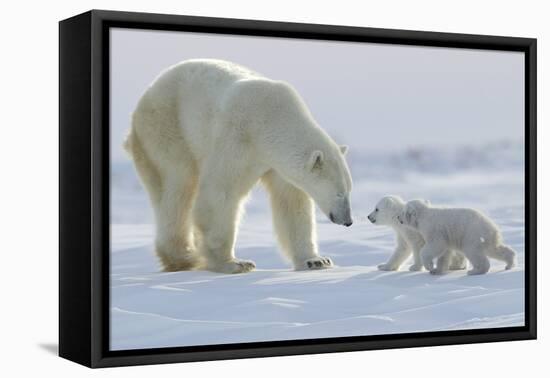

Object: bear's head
[367,195,405,226]
[297,145,353,227]
[397,199,430,229]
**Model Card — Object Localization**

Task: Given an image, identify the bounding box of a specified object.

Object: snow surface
[110,141,525,350]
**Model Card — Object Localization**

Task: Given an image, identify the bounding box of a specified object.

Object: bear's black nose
[344,221,353,227]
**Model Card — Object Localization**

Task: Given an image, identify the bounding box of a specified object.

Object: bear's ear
[307,150,324,171]
[423,199,430,206]
[339,145,349,155]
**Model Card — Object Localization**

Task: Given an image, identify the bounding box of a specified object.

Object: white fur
[125,59,353,273]
[368,196,466,272]
[399,200,517,275]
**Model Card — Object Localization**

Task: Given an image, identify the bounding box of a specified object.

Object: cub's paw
[209,259,256,274]
[408,263,424,272]
[467,268,488,276]
[429,268,446,275]
[301,256,333,270]
[449,261,467,270]
[449,264,467,270]
[378,263,399,271]
[423,261,435,272]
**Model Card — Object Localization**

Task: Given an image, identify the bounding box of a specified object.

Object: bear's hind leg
[262,170,332,270]
[193,167,259,274]
[193,196,255,274]
[155,172,201,272]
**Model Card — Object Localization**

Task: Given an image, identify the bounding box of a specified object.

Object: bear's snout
[328,196,353,227]
[368,214,375,223]
[329,210,353,227]
[328,212,353,227]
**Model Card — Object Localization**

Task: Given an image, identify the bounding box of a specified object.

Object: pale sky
[110,28,524,163]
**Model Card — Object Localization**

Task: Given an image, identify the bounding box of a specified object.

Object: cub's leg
[409,247,424,271]
[448,251,467,270]
[193,157,260,274]
[420,240,448,274]
[462,247,491,275]
[487,245,516,270]
[432,250,457,275]
[408,234,425,271]
[262,170,332,270]
[378,235,411,271]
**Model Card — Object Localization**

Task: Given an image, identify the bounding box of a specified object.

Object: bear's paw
[302,256,333,270]
[210,259,256,274]
[378,263,399,271]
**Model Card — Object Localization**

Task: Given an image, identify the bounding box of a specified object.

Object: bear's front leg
[262,170,333,271]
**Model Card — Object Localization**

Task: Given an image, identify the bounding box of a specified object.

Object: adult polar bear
[125,59,353,274]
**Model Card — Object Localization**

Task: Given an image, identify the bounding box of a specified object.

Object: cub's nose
[344,221,353,227]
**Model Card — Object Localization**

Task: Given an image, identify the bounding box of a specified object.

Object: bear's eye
[336,193,344,199]
[375,208,379,212]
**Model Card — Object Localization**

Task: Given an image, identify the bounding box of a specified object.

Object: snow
[110,141,525,350]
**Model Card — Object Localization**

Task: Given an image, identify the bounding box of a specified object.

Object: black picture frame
[59,9,537,368]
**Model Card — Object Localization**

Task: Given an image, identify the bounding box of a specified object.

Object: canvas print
[110,28,525,351]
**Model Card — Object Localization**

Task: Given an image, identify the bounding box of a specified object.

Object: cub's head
[299,145,353,227]
[367,196,405,226]
[398,199,430,229]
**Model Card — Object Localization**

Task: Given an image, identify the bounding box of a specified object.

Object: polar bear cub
[398,200,516,275]
[368,196,466,272]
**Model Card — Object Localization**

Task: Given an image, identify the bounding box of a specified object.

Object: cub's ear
[339,145,349,155]
[423,199,430,206]
[307,150,324,171]
[405,207,418,228]
[388,195,403,203]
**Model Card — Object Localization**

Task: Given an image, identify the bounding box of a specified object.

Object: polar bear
[124,59,353,274]
[367,196,466,272]
[398,200,516,275]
